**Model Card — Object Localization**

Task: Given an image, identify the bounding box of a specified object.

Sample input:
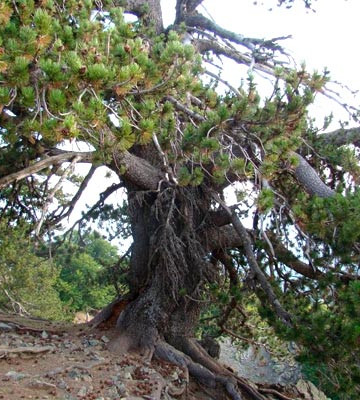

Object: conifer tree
[0,1,359,398]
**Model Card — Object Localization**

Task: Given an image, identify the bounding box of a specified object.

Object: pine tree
[0,1,359,398]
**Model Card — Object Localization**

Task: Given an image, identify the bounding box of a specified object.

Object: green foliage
[0,220,65,320]
[299,191,360,259]
[280,281,360,399]
[257,188,275,213]
[54,231,121,312]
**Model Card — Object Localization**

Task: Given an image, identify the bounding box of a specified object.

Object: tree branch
[111,150,164,191]
[50,165,98,226]
[195,38,276,76]
[165,95,206,122]
[0,152,93,190]
[213,195,292,327]
[292,152,335,198]
[316,126,360,148]
[185,13,263,51]
[63,182,124,237]
[115,0,163,34]
[35,155,82,236]
[266,231,359,284]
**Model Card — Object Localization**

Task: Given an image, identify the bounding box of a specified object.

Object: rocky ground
[0,313,330,400]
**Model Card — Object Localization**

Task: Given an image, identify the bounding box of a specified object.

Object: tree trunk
[109,183,212,358]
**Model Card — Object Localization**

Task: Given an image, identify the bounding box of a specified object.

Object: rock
[88,339,100,346]
[106,386,119,399]
[296,379,330,400]
[0,322,14,331]
[5,370,28,380]
[57,378,68,390]
[90,352,105,361]
[41,330,49,339]
[77,385,88,397]
[115,381,127,395]
[219,339,302,386]
[63,394,77,400]
[27,379,57,390]
[68,368,81,380]
[101,335,110,343]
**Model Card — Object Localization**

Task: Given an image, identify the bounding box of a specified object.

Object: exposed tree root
[87,298,269,399]
[155,339,267,400]
[87,295,130,330]
[160,337,265,400]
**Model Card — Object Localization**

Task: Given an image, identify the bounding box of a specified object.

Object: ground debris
[0,313,330,400]
[0,345,54,357]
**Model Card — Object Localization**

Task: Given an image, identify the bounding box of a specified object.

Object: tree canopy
[0,1,360,398]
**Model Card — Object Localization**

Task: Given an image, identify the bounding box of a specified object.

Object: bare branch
[165,95,206,122]
[195,39,276,76]
[0,152,93,190]
[185,13,265,51]
[213,195,292,327]
[316,126,360,148]
[265,231,359,283]
[50,165,98,225]
[35,155,81,236]
[63,182,124,237]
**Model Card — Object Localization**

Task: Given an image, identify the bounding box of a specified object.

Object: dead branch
[0,152,93,190]
[213,195,292,327]
[35,155,81,236]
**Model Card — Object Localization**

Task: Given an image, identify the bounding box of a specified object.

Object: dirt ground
[0,312,329,400]
[0,312,231,400]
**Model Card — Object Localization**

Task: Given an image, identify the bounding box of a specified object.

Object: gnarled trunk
[109,184,212,358]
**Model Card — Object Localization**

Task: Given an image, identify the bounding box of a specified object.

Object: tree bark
[109,183,213,358]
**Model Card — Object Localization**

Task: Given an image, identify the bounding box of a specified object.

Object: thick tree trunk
[109,183,212,358]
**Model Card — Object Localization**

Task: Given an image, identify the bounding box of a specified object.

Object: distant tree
[0,220,64,320]
[0,0,359,398]
[54,231,123,312]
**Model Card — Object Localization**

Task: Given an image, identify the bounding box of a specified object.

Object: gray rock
[27,379,57,390]
[5,370,28,380]
[0,322,14,331]
[77,385,88,397]
[106,386,119,399]
[101,335,110,343]
[41,330,49,339]
[296,379,330,400]
[63,394,77,400]
[57,378,68,390]
[219,339,302,386]
[68,368,81,380]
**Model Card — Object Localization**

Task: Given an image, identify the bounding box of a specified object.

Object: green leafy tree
[0,1,359,398]
[0,220,64,320]
[54,231,121,312]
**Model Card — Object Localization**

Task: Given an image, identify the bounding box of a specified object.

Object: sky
[62,0,360,243]
[162,0,360,128]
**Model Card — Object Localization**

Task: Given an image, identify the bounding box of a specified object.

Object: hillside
[0,313,329,400]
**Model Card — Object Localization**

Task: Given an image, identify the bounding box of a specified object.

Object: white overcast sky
[162,0,360,129]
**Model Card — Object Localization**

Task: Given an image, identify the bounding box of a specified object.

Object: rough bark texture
[110,178,213,360]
